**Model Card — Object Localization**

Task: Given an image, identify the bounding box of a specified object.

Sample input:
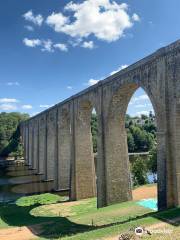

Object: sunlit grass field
[0,188,180,239]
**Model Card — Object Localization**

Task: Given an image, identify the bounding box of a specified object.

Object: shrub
[131,157,148,186]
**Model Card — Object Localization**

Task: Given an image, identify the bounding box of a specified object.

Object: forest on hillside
[91,111,156,153]
[0,112,29,158]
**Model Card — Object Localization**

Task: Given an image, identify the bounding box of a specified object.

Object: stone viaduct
[20,40,180,210]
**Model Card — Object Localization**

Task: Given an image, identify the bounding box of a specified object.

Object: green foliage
[91,113,98,153]
[128,125,154,152]
[16,193,61,207]
[147,146,157,174]
[131,157,148,186]
[127,131,135,152]
[91,112,156,153]
[0,112,29,157]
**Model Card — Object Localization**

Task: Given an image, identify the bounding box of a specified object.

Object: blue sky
[0,0,180,117]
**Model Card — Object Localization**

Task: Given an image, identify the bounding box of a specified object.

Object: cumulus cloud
[135,104,146,108]
[31,112,40,117]
[129,94,151,108]
[110,64,128,75]
[22,104,33,109]
[54,43,68,52]
[81,41,94,49]
[23,10,43,26]
[41,39,54,52]
[24,25,34,31]
[23,38,68,53]
[132,94,149,102]
[6,82,20,86]
[132,13,140,22]
[23,38,41,47]
[87,78,100,86]
[46,0,139,42]
[0,98,19,103]
[135,103,152,108]
[136,110,150,116]
[0,104,17,111]
[46,12,68,31]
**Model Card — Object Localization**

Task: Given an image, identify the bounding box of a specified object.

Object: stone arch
[104,78,168,209]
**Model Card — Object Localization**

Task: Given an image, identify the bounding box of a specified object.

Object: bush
[16,193,61,207]
[131,157,148,186]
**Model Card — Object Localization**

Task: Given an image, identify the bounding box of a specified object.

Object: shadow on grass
[0,203,96,238]
[0,201,180,239]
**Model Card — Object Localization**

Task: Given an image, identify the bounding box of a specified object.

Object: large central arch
[105,81,167,209]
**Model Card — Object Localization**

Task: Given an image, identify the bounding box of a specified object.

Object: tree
[129,125,154,152]
[147,146,157,182]
[0,112,29,157]
[90,113,156,153]
[91,113,98,153]
[127,131,135,152]
[131,157,148,186]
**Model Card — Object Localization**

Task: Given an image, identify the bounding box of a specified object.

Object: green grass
[16,193,66,206]
[0,195,179,240]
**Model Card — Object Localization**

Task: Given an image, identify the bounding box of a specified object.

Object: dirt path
[0,226,38,240]
[132,184,157,201]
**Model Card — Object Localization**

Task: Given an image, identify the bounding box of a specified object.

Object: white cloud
[22,104,33,109]
[23,10,43,26]
[67,86,73,90]
[110,64,128,75]
[0,104,17,111]
[24,25,34,31]
[87,78,100,86]
[132,94,149,102]
[81,41,94,49]
[136,110,149,116]
[31,112,40,117]
[135,103,153,108]
[132,13,140,22]
[41,39,54,52]
[0,98,19,103]
[23,38,41,47]
[23,38,68,53]
[46,0,139,42]
[46,12,68,31]
[69,38,82,47]
[39,104,51,108]
[54,43,68,52]
[135,104,146,108]
[6,82,20,86]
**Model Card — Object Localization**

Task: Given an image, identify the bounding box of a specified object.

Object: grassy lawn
[0,192,180,239]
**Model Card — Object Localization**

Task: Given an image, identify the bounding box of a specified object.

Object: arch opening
[74,100,98,201]
[105,82,160,209]
[126,87,157,204]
